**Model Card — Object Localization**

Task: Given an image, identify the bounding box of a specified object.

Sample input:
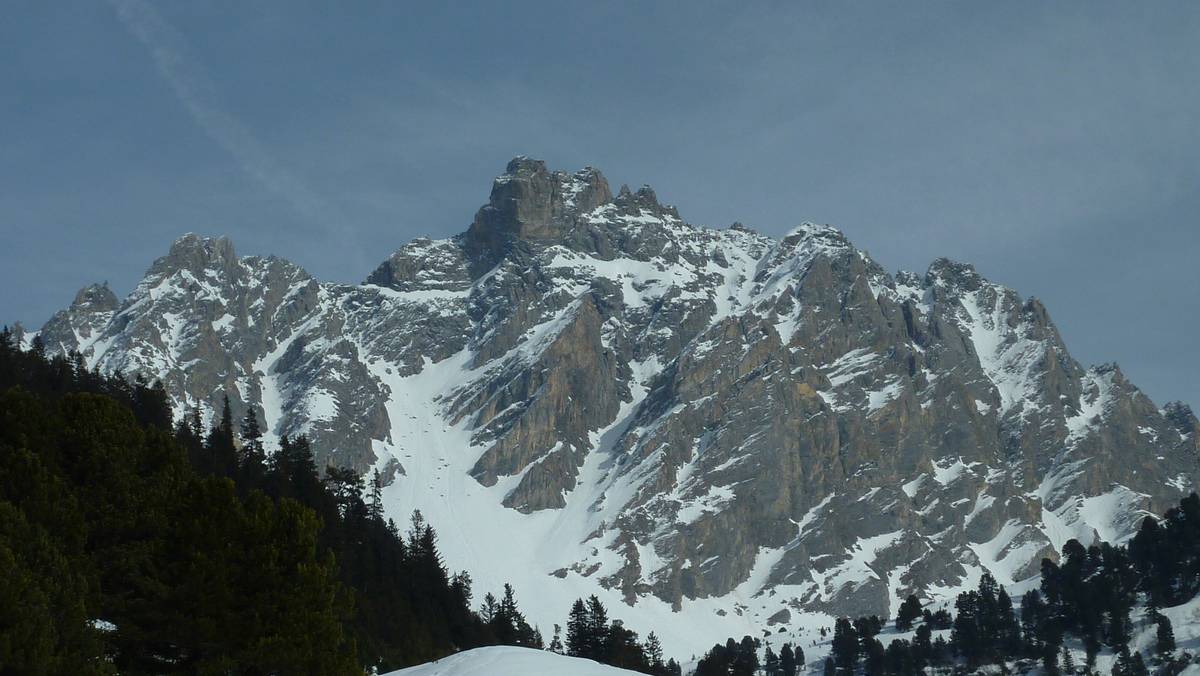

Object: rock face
[37,158,1199,654]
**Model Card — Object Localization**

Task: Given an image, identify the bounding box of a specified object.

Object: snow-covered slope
[35,157,1200,664]
[383,647,643,676]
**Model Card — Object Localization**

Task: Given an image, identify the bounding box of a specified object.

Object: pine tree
[238,406,267,487]
[494,583,533,645]
[1112,648,1133,676]
[997,585,1022,654]
[239,407,263,452]
[325,466,366,519]
[450,571,473,612]
[190,406,203,439]
[1042,643,1060,676]
[831,618,858,674]
[604,620,646,671]
[1061,645,1075,674]
[644,631,664,671]
[548,624,564,654]
[203,394,239,477]
[763,645,780,676]
[1021,589,1045,649]
[732,635,759,676]
[30,334,45,358]
[695,642,732,676]
[272,435,323,505]
[896,594,923,631]
[952,590,983,667]
[585,595,610,660]
[780,643,798,676]
[480,592,498,623]
[368,469,384,521]
[1156,614,1176,655]
[864,638,885,676]
[566,598,589,658]
[1130,651,1149,676]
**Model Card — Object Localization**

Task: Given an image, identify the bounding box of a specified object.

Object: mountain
[383,646,646,676]
[35,156,1200,660]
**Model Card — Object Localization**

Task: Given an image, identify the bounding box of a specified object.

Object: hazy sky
[2,2,1197,407]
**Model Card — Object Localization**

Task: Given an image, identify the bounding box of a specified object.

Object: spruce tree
[190,406,203,439]
[1156,614,1176,655]
[644,631,664,671]
[368,469,384,521]
[884,640,910,675]
[1021,590,1045,649]
[1112,648,1133,676]
[997,586,1022,653]
[895,594,923,631]
[864,638,885,676]
[585,595,609,660]
[238,406,267,487]
[1061,645,1075,673]
[480,593,498,623]
[450,571,473,612]
[204,394,239,477]
[733,635,758,676]
[831,618,858,674]
[763,645,780,676]
[1130,651,1149,676]
[912,623,932,666]
[780,642,798,676]
[1042,643,1060,676]
[30,334,45,358]
[325,466,366,519]
[566,598,589,658]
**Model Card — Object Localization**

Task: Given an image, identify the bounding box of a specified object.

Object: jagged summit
[152,233,240,278]
[32,158,1198,661]
[70,282,118,312]
[926,256,987,290]
[465,158,614,264]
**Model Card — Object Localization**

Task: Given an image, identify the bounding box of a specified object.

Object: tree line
[0,328,688,674]
[696,493,1200,676]
[9,327,1200,675]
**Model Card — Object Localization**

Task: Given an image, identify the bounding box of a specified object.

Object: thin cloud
[108,0,354,247]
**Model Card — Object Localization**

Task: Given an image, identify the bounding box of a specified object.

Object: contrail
[109,0,356,250]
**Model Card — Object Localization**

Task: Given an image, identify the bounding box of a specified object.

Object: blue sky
[2,1,1197,407]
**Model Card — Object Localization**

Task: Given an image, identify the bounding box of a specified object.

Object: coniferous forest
[0,329,498,673]
[4,327,1200,675]
[693,502,1200,676]
[0,329,686,674]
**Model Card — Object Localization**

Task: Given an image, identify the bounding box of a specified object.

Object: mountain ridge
[32,157,1199,660]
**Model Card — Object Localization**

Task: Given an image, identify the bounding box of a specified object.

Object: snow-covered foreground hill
[33,157,1200,663]
[383,646,644,676]
[386,596,1200,676]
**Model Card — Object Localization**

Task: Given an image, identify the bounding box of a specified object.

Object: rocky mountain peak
[925,256,985,291]
[38,282,121,357]
[464,158,614,269]
[1164,401,1200,439]
[32,158,1198,660]
[779,222,850,249]
[503,155,546,177]
[610,183,679,222]
[152,233,239,278]
[71,282,118,313]
[895,269,923,288]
